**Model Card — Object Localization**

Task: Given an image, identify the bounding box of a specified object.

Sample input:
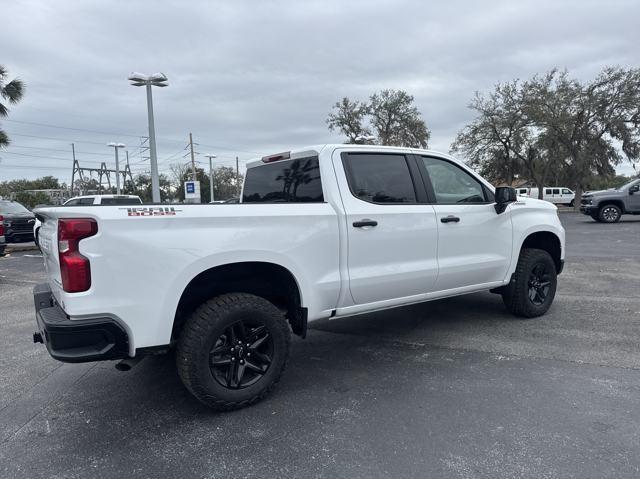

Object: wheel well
[172,262,306,341]
[521,232,562,273]
[598,200,625,214]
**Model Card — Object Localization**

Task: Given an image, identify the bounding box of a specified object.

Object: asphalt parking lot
[1,213,639,478]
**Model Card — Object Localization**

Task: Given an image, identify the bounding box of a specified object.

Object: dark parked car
[0,200,36,245]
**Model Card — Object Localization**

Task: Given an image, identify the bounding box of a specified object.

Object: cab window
[342,153,417,204]
[420,157,488,204]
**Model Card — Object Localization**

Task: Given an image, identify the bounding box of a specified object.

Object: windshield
[621,178,640,190]
[0,201,31,214]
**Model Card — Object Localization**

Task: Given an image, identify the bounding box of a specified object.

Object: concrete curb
[556,208,579,214]
[5,243,39,253]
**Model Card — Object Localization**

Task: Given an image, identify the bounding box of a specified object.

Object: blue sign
[186,182,195,194]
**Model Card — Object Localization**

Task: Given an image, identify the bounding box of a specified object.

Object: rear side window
[342,153,417,204]
[243,157,323,203]
[552,189,560,195]
[545,189,552,195]
[101,198,142,205]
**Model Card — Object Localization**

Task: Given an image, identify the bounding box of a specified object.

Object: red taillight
[0,215,4,237]
[58,218,98,293]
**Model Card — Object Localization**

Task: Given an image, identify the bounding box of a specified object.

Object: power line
[3,118,144,138]
[9,133,110,146]
[7,144,114,157]
[0,150,103,164]
[0,163,73,171]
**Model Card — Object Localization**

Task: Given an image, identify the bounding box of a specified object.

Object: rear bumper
[33,283,130,363]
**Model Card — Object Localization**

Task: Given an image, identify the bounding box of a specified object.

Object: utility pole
[236,156,240,195]
[205,154,217,202]
[189,132,197,180]
[108,143,125,195]
[70,143,76,194]
[125,150,129,193]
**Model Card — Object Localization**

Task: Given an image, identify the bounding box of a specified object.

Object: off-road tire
[598,204,622,223]
[176,293,291,410]
[501,248,557,318]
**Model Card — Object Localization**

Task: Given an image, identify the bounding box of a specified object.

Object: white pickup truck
[33,144,565,410]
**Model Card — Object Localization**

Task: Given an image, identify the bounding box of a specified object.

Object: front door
[417,156,513,291]
[334,151,439,305]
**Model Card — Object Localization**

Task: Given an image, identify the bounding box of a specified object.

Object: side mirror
[629,184,639,195]
[494,186,517,214]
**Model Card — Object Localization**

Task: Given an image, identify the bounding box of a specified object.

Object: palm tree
[0,66,25,148]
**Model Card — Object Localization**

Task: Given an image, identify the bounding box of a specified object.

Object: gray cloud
[1,0,638,181]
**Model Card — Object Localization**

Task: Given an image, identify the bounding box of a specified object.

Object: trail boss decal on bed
[120,207,182,217]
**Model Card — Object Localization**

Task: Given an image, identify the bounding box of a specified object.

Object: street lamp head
[108,142,125,148]
[129,72,168,87]
[149,73,168,82]
[128,72,148,82]
[205,154,217,159]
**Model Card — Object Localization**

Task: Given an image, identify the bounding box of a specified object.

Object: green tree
[0,66,25,148]
[451,81,525,185]
[172,163,243,202]
[326,97,371,143]
[369,89,430,148]
[451,80,558,198]
[133,173,173,202]
[524,67,640,206]
[327,89,430,148]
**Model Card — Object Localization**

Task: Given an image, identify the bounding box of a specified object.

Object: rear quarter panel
[38,203,341,352]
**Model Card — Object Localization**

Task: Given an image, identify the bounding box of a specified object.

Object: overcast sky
[1,0,638,183]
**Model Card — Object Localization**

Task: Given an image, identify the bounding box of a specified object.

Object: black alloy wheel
[527,263,551,306]
[210,320,273,389]
[176,293,291,410]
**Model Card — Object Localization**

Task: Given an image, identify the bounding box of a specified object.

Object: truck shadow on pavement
[51,292,515,416]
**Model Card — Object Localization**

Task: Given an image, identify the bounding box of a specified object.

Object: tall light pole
[107,142,125,194]
[128,72,168,203]
[205,154,216,202]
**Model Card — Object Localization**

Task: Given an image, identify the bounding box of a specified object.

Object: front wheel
[176,293,291,410]
[501,248,557,318]
[598,204,622,223]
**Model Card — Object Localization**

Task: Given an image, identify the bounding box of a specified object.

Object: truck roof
[245,144,460,169]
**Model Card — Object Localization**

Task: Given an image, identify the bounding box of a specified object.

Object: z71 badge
[121,207,181,217]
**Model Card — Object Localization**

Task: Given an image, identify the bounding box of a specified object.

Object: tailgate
[34,212,62,289]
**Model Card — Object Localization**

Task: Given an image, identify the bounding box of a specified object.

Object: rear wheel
[176,293,291,410]
[598,204,622,223]
[501,248,557,318]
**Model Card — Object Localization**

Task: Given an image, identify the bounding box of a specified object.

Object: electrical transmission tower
[70,143,135,195]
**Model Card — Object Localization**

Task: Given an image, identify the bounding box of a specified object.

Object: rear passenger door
[417,156,512,291]
[335,151,439,305]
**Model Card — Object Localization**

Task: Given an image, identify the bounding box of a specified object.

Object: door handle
[440,215,460,223]
[353,219,378,228]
